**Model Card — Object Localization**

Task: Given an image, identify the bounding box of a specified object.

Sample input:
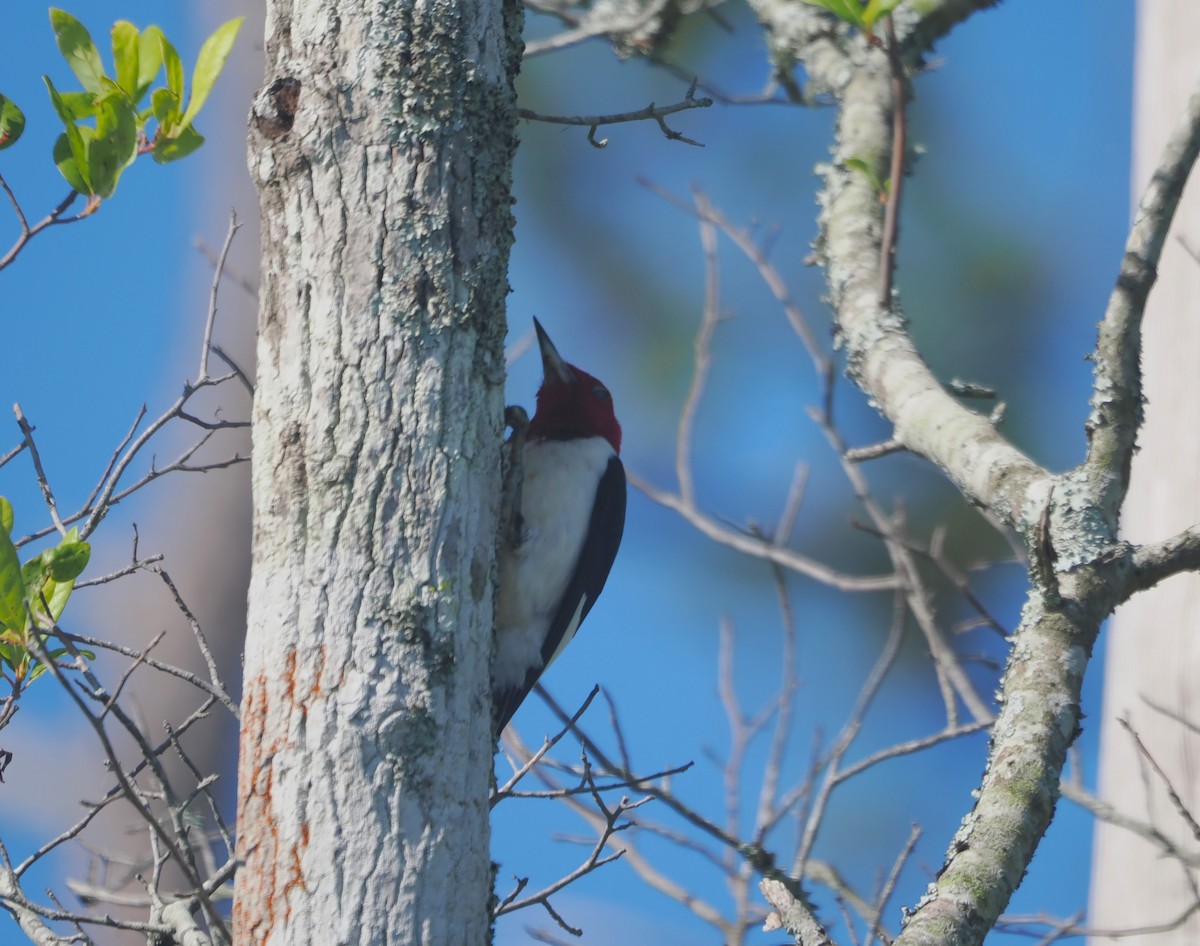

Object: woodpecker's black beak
[533,318,576,385]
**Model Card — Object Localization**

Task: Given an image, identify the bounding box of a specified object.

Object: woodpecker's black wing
[493,455,626,736]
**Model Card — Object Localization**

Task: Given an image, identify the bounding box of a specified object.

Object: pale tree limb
[762,877,834,946]
[782,16,1200,946]
[1120,525,1200,602]
[1084,83,1200,523]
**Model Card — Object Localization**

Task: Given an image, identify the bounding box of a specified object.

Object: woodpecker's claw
[505,405,529,438]
[501,406,529,548]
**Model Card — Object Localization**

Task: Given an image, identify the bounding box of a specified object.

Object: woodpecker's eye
[592,384,610,401]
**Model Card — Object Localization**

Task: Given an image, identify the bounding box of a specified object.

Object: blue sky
[1,2,1138,944]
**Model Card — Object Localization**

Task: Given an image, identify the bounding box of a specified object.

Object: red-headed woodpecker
[493,319,626,736]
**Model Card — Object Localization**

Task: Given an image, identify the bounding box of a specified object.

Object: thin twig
[866,823,920,946]
[211,345,255,394]
[795,588,908,878]
[13,404,66,535]
[495,686,602,802]
[519,80,713,147]
[0,440,26,471]
[845,438,905,463]
[0,175,86,271]
[631,470,900,592]
[1120,717,1200,841]
[638,178,830,379]
[198,210,242,381]
[675,188,724,504]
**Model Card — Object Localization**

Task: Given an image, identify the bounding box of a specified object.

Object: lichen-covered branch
[1084,83,1200,521]
[734,7,1200,946]
[1122,525,1200,603]
[817,56,1050,531]
[762,878,834,946]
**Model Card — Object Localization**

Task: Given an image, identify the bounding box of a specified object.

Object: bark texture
[1090,4,1200,942]
[235,0,521,943]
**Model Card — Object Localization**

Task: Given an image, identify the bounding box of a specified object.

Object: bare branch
[495,685,602,802]
[1120,717,1200,841]
[0,174,87,272]
[519,80,713,147]
[631,471,900,592]
[198,210,243,382]
[12,405,66,535]
[675,188,724,505]
[866,824,920,946]
[211,345,255,394]
[761,877,834,946]
[495,755,642,918]
[1084,77,1200,521]
[639,178,831,379]
[1121,525,1200,603]
[844,438,905,463]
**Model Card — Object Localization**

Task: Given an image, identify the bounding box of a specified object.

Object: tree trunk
[234,0,521,943]
[1090,4,1200,941]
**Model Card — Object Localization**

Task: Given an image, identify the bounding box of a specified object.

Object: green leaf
[151,86,181,135]
[180,17,243,130]
[47,531,90,582]
[0,641,23,674]
[0,498,12,536]
[136,25,165,101]
[111,20,139,97]
[160,33,184,109]
[862,0,902,28]
[44,76,92,193]
[21,537,86,628]
[40,574,74,623]
[844,156,889,197]
[89,91,138,198]
[44,75,75,126]
[19,557,52,627]
[53,131,92,195]
[0,94,25,151]
[55,90,97,121]
[802,0,867,30]
[49,9,106,95]
[153,124,204,164]
[0,527,25,632]
[21,556,48,609]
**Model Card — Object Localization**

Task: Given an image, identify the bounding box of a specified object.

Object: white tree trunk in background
[1090,4,1200,941]
[234,0,521,943]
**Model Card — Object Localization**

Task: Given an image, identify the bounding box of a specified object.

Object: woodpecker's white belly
[494,436,615,691]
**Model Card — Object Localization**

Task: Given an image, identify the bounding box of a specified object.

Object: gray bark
[1090,4,1200,942]
[235,0,521,943]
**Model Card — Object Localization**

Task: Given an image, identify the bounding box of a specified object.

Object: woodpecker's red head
[526,318,622,453]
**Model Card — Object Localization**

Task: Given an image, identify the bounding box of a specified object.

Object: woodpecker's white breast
[493,435,616,691]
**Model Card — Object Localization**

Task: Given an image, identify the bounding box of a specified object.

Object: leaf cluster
[802,0,901,36]
[0,9,242,204]
[0,496,92,688]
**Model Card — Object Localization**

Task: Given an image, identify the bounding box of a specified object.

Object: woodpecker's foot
[501,406,529,548]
